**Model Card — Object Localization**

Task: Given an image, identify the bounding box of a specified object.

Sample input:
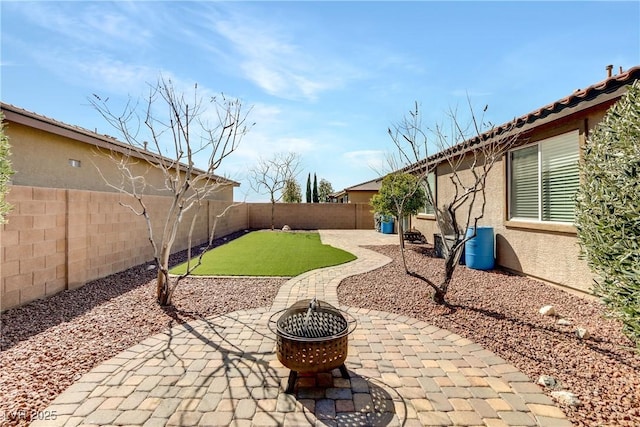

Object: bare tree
[90,76,252,306]
[388,101,519,304]
[249,152,301,230]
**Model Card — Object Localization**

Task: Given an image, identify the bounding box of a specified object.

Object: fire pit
[270,298,356,393]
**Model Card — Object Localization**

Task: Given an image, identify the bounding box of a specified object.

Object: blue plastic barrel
[465,226,494,270]
[381,218,394,234]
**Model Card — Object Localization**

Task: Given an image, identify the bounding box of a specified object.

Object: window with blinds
[509,130,580,223]
[422,172,436,215]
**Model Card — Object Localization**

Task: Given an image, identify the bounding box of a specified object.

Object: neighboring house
[408,65,640,295]
[330,177,382,204]
[0,102,239,200]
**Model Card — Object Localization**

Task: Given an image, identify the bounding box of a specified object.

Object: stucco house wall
[330,177,382,205]
[410,67,639,295]
[347,190,378,204]
[1,103,236,201]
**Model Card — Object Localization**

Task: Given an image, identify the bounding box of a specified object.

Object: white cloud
[30,49,158,95]
[342,150,388,175]
[13,2,152,48]
[203,7,361,101]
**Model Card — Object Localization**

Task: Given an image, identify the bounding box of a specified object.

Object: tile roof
[0,101,240,186]
[507,65,640,129]
[415,65,640,169]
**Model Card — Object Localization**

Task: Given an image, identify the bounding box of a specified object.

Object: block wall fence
[0,185,374,311]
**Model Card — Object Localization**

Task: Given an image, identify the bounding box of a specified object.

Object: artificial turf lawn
[170,231,357,277]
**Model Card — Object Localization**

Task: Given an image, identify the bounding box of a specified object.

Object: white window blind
[541,131,580,222]
[509,130,579,223]
[422,172,436,215]
[510,145,539,219]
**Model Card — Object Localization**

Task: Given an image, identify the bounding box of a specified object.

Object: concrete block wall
[1,186,375,311]
[247,203,374,230]
[1,186,67,309]
[1,186,251,311]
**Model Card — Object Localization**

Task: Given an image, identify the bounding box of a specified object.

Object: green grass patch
[170,231,356,277]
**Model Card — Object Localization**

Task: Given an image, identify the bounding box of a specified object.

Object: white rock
[551,390,582,407]
[539,305,556,316]
[537,375,558,388]
[146,264,156,270]
[282,225,291,231]
[557,319,572,326]
[575,327,590,340]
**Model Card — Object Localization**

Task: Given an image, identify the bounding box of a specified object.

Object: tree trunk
[433,287,447,305]
[432,249,457,305]
[156,270,171,306]
[397,220,410,273]
[271,202,275,230]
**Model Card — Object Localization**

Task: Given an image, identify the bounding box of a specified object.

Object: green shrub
[575,81,640,347]
[370,172,426,219]
[0,112,13,224]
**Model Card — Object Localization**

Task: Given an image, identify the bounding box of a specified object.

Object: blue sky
[2,1,639,202]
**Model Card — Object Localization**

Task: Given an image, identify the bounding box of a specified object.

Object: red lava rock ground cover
[338,244,640,427]
[2,235,639,427]
[0,233,285,427]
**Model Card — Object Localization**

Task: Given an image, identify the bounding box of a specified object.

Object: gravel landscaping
[338,244,640,427]
[2,235,639,427]
[0,233,285,427]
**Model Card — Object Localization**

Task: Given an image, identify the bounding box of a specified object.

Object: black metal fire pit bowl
[269,299,357,393]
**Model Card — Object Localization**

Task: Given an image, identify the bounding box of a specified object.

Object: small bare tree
[90,77,252,306]
[249,152,301,229]
[388,102,519,304]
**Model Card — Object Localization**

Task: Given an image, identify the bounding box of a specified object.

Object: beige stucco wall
[411,108,611,295]
[5,121,234,201]
[347,191,377,204]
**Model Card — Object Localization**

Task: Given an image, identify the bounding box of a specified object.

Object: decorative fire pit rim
[268,299,357,342]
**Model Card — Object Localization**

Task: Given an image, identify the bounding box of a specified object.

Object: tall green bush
[282,178,302,203]
[371,172,426,271]
[370,173,426,219]
[0,113,14,223]
[312,173,319,203]
[575,81,640,347]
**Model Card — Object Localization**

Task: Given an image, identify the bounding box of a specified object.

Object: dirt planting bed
[338,244,640,427]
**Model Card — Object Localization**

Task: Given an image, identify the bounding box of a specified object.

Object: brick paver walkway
[33,230,571,427]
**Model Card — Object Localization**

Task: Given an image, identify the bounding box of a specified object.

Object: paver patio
[33,230,571,426]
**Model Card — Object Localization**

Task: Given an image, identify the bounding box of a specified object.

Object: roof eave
[0,102,240,186]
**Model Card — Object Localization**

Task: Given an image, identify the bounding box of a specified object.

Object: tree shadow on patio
[133,309,406,426]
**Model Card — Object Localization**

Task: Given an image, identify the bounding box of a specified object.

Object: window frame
[419,171,436,216]
[507,129,580,225]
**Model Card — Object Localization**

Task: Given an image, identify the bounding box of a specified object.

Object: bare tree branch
[89,76,252,306]
[386,102,521,304]
[249,152,302,230]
